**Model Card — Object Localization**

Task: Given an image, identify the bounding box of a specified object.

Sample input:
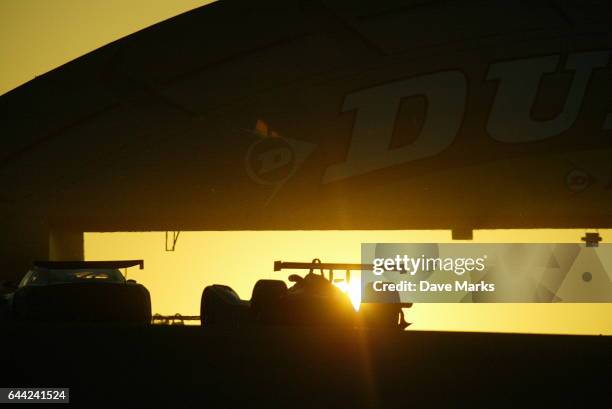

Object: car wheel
[250,279,287,324]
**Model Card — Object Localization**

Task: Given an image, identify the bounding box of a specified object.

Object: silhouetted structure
[1,1,611,282]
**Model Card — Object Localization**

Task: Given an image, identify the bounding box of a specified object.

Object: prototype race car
[0,260,151,324]
[200,259,411,329]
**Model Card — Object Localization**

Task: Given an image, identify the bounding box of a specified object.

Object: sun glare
[85,229,612,335]
[334,279,362,310]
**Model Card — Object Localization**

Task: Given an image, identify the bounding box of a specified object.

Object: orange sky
[86,230,612,335]
[0,0,215,95]
[2,1,611,335]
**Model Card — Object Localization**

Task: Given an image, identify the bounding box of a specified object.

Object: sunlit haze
[0,0,215,95]
[86,229,612,335]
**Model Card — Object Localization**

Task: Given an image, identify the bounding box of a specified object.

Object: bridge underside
[1,1,611,278]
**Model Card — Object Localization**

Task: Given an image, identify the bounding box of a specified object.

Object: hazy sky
[87,229,612,335]
[0,0,215,95]
[2,1,611,335]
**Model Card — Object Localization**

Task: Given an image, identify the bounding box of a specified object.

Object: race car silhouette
[1,260,151,324]
[200,259,411,329]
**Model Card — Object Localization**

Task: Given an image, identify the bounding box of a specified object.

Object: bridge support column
[0,217,50,282]
[49,229,84,261]
[452,227,473,240]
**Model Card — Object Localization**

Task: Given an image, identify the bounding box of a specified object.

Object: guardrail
[152,313,200,325]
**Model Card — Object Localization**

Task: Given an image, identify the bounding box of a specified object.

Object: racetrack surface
[1,323,609,408]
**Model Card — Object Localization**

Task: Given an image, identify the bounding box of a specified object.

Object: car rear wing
[274,260,375,272]
[275,259,412,308]
[34,260,144,270]
[274,258,380,283]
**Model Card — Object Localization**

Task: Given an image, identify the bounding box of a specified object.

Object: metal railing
[152,313,200,325]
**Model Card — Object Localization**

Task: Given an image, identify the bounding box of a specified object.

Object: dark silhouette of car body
[1,260,151,324]
[201,259,410,329]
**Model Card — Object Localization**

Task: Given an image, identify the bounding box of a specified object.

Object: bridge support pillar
[49,229,84,261]
[0,217,51,282]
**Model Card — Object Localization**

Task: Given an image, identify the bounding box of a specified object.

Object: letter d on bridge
[323,71,467,183]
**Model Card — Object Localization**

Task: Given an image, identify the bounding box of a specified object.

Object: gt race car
[201,259,411,329]
[0,260,151,324]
